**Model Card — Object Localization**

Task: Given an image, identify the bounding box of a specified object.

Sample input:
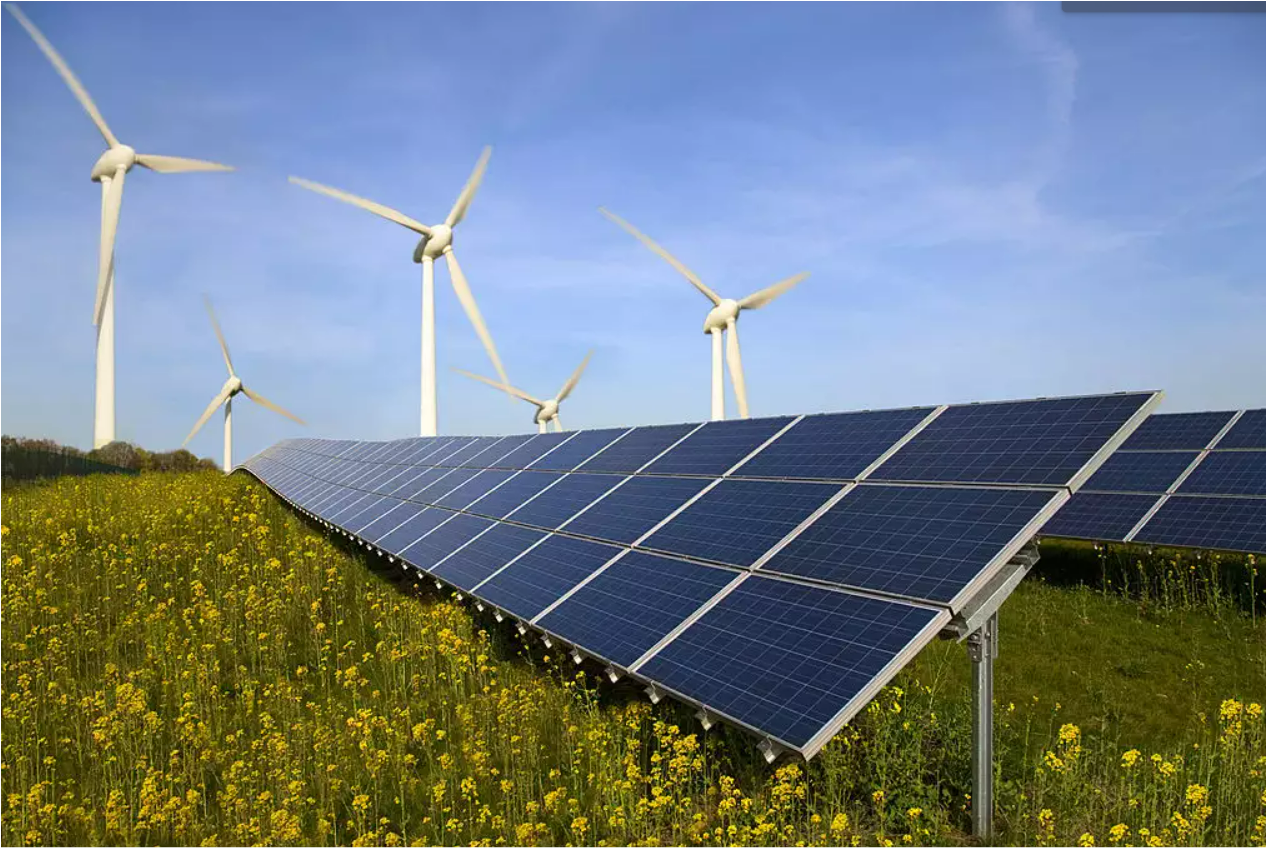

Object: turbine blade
[599,207,722,305]
[738,272,809,311]
[288,176,431,236]
[725,320,750,419]
[452,368,542,406]
[445,146,491,228]
[203,295,235,376]
[5,3,119,147]
[551,416,563,432]
[93,167,126,327]
[241,386,306,426]
[135,154,234,174]
[555,350,593,403]
[444,248,511,390]
[183,387,230,447]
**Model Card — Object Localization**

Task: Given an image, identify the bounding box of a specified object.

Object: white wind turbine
[5,3,235,448]
[600,208,808,421]
[288,148,508,438]
[455,351,593,433]
[183,298,305,472]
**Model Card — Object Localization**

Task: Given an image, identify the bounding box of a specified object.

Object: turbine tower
[455,351,592,433]
[289,149,508,437]
[5,3,235,448]
[600,208,808,421]
[183,298,305,472]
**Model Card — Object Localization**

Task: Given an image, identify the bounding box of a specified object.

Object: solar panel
[536,552,740,668]
[1177,451,1265,497]
[504,473,621,530]
[398,514,493,570]
[1119,411,1235,451]
[734,408,933,481]
[757,485,1061,605]
[1217,410,1265,450]
[562,476,712,544]
[643,417,796,477]
[1043,408,1265,552]
[529,429,628,471]
[1132,496,1266,554]
[635,576,948,753]
[873,394,1155,486]
[638,479,841,567]
[1082,451,1199,493]
[1040,492,1158,542]
[576,423,698,473]
[242,389,1160,758]
[475,535,621,620]
[431,523,549,592]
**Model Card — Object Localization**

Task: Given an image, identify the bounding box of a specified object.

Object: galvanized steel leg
[969,612,997,841]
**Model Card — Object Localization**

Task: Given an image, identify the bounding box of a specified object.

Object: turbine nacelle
[90,145,135,181]
[223,375,243,397]
[534,399,560,425]
[412,223,453,262]
[703,299,741,333]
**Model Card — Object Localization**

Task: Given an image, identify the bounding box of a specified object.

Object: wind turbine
[288,148,508,438]
[5,3,235,448]
[599,208,808,421]
[183,298,305,472]
[455,351,592,433]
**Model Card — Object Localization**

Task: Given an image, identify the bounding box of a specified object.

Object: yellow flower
[1121,749,1141,768]
[1079,833,1095,846]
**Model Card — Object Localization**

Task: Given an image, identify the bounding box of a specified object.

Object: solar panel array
[1043,409,1265,553]
[242,391,1158,758]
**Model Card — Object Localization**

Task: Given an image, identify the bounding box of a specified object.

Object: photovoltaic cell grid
[241,391,1157,757]
[1042,409,1265,553]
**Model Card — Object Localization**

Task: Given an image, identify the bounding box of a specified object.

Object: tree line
[2,435,219,476]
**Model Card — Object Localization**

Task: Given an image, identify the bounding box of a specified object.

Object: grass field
[2,472,1263,846]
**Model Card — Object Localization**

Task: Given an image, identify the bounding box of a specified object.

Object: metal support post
[968,611,997,841]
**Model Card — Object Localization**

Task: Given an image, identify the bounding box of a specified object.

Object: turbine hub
[703,299,740,333]
[90,145,136,182]
[536,400,559,423]
[421,223,453,259]
[226,376,243,396]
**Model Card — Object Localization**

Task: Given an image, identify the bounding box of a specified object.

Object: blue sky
[3,3,1263,463]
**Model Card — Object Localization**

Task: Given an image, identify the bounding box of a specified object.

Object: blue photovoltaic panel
[529,428,627,471]
[576,423,697,474]
[361,501,420,541]
[375,507,452,554]
[1177,451,1265,497]
[506,473,619,530]
[463,471,561,519]
[434,469,517,509]
[320,488,364,518]
[371,466,414,494]
[399,514,494,570]
[1042,492,1159,542]
[440,437,505,467]
[537,552,738,668]
[638,576,945,749]
[1082,451,1198,493]
[1119,411,1235,451]
[639,479,840,567]
[643,417,797,477]
[328,491,374,522]
[564,476,712,544]
[422,468,481,502]
[345,497,396,534]
[392,467,451,499]
[734,408,933,481]
[430,523,549,591]
[492,433,569,470]
[873,393,1154,486]
[1215,410,1266,450]
[474,434,535,465]
[476,535,619,620]
[1133,496,1265,553]
[759,485,1060,604]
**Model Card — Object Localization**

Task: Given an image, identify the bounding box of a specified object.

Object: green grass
[2,472,1263,846]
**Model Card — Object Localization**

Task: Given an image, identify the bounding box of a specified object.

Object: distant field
[2,472,1263,846]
